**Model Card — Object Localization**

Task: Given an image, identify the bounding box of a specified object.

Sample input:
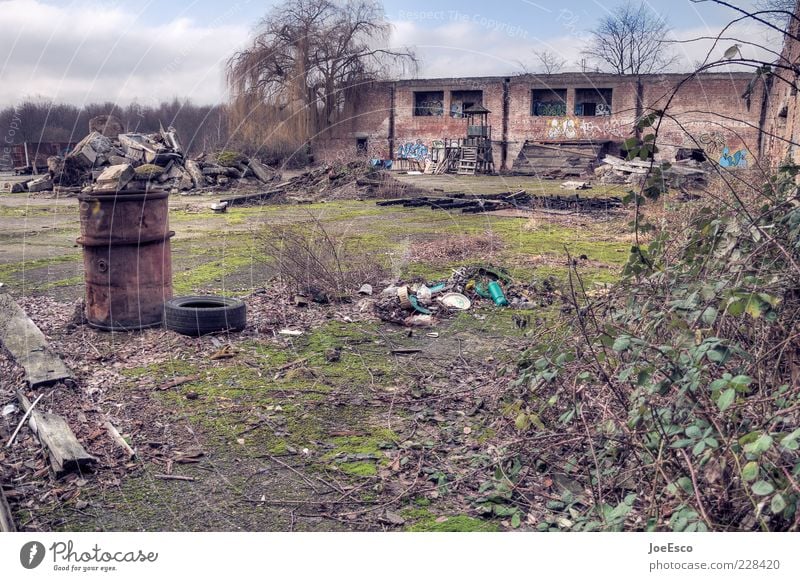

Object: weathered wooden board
[0,294,73,387]
[17,392,96,478]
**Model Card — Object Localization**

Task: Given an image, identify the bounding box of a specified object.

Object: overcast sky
[0,0,780,107]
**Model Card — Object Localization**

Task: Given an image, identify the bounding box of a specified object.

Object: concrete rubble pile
[594,154,709,189]
[43,115,279,194]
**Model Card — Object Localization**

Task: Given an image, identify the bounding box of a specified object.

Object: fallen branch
[155,375,198,391]
[104,421,136,460]
[5,393,44,448]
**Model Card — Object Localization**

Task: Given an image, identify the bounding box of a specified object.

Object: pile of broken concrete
[47,115,278,194]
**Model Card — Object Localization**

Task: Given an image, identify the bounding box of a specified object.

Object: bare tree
[754,0,795,25]
[227,0,415,137]
[533,49,566,74]
[582,2,681,75]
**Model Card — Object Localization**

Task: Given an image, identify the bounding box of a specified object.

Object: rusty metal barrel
[77,189,174,331]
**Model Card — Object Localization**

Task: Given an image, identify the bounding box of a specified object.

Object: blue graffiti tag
[719,147,747,168]
[397,140,429,160]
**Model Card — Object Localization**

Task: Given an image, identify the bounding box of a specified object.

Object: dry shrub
[408,231,504,264]
[261,216,386,300]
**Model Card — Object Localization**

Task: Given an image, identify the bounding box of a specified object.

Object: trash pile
[370,266,561,327]
[45,115,278,194]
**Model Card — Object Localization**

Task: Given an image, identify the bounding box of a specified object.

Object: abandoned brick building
[316,72,767,175]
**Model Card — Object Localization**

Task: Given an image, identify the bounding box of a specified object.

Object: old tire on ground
[164,296,246,336]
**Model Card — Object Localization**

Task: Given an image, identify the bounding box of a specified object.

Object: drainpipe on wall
[501,78,510,170]
[635,78,644,140]
[756,72,773,161]
[389,83,396,160]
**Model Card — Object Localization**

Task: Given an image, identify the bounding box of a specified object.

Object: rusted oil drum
[77,190,174,331]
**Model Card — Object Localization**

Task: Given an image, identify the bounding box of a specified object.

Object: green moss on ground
[402,509,499,532]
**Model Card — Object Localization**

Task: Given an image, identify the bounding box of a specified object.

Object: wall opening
[450,90,483,117]
[356,137,368,154]
[575,88,612,116]
[532,89,567,116]
[413,91,444,116]
[675,148,707,162]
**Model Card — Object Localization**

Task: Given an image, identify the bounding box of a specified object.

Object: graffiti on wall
[544,117,628,140]
[699,131,726,154]
[533,102,567,117]
[547,118,578,139]
[719,147,747,168]
[596,103,611,116]
[397,140,429,160]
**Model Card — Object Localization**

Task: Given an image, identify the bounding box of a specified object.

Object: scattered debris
[597,154,708,189]
[560,181,591,190]
[377,190,622,214]
[439,293,471,310]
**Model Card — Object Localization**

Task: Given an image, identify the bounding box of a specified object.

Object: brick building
[763,5,800,168]
[316,71,766,174]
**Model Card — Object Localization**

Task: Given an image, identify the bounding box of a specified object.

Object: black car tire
[164,295,247,336]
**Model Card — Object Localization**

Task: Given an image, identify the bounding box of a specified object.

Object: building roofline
[380,71,755,85]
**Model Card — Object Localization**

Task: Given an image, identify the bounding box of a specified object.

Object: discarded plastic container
[487,281,509,306]
[474,282,491,299]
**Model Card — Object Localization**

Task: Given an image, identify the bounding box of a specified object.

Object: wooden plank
[17,392,96,478]
[0,294,73,387]
[0,485,16,532]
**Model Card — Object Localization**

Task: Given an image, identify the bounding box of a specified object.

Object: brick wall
[763,2,800,169]
[315,71,765,171]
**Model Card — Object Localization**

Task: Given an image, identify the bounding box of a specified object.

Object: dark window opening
[676,148,707,162]
[414,91,444,116]
[356,137,368,154]
[532,89,567,116]
[575,88,612,116]
[450,90,483,117]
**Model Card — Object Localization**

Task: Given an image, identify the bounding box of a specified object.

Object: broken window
[413,91,444,117]
[574,88,612,116]
[532,89,567,116]
[450,90,483,118]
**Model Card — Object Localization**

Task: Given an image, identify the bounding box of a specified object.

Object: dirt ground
[0,174,634,531]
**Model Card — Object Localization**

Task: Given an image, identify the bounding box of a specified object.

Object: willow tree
[227,0,415,155]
